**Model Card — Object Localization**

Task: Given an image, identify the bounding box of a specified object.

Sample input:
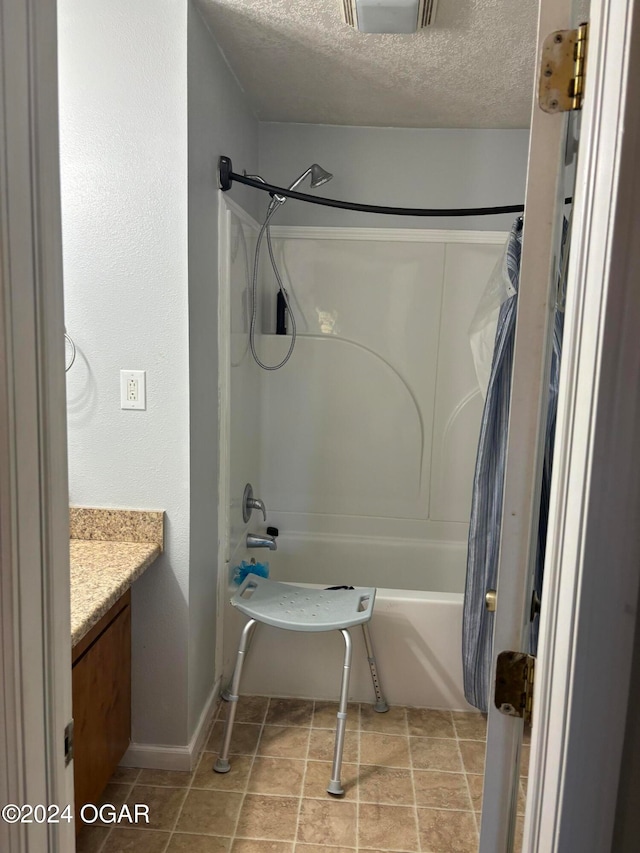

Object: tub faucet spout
[246,532,277,551]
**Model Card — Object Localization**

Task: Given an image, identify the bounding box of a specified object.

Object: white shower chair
[213,574,388,796]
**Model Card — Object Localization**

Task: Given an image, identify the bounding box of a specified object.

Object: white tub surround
[219,207,502,711]
[258,227,507,547]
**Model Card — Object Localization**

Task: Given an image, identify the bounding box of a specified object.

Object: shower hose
[249,199,296,371]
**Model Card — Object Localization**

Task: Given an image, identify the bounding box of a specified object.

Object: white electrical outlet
[120,370,146,410]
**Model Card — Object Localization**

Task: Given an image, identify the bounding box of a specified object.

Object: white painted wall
[59,0,191,747]
[258,123,530,231]
[186,2,258,736]
[60,0,258,749]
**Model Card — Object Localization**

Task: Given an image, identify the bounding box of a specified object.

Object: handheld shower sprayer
[246,164,333,370]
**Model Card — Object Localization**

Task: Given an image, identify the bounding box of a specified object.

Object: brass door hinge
[539,22,589,113]
[494,651,535,725]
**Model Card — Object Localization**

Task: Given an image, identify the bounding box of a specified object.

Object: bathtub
[223,532,472,710]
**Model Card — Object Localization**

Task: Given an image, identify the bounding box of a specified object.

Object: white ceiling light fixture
[342,0,438,33]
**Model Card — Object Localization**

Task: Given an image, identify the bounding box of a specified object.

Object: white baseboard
[189,676,222,767]
[119,677,221,771]
[119,742,192,772]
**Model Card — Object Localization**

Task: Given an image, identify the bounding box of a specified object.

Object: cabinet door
[72,596,131,819]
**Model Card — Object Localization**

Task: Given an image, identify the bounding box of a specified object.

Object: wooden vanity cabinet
[71,589,131,824]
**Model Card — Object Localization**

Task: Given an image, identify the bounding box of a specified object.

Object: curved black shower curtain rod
[218,156,571,218]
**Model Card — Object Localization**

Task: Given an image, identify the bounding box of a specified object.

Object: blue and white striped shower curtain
[462,217,565,713]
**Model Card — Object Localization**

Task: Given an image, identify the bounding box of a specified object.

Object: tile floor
[77,697,529,853]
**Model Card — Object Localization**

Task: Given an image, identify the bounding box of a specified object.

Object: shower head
[287,164,333,192]
[267,163,333,207]
[309,164,333,188]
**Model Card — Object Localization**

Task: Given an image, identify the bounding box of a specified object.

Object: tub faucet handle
[242,483,267,522]
[248,496,267,522]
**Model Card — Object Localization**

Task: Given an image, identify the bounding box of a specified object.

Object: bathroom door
[478,0,585,850]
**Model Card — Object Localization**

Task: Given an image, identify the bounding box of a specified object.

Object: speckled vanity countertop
[70,507,164,647]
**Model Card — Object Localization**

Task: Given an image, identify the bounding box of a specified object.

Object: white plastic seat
[233,575,376,631]
[213,573,388,796]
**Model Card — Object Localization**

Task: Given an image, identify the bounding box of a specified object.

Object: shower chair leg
[214,618,257,773]
[361,622,389,713]
[220,620,258,701]
[327,628,353,796]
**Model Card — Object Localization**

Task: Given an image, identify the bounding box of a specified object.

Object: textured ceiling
[197,0,539,128]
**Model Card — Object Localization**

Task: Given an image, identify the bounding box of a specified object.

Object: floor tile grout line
[162,697,223,849]
[409,732,485,742]
[408,707,434,853]
[358,847,419,853]
[161,783,189,848]
[202,752,456,769]
[93,779,137,832]
[416,803,489,815]
[159,829,231,836]
[229,695,271,848]
[407,711,462,850]
[292,699,314,847]
[369,704,419,853]
[150,784,490,811]
[132,759,477,793]
[454,715,481,848]
[202,740,482,760]
[83,776,138,851]
[328,761,480,776]
[356,705,361,853]
[125,768,141,785]
[234,833,298,845]
[160,827,173,853]
[94,826,112,853]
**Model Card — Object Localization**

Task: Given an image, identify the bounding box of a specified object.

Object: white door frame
[479,0,573,847]
[0,0,74,851]
[525,0,640,849]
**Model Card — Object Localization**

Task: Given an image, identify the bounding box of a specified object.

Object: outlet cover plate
[120,370,146,410]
